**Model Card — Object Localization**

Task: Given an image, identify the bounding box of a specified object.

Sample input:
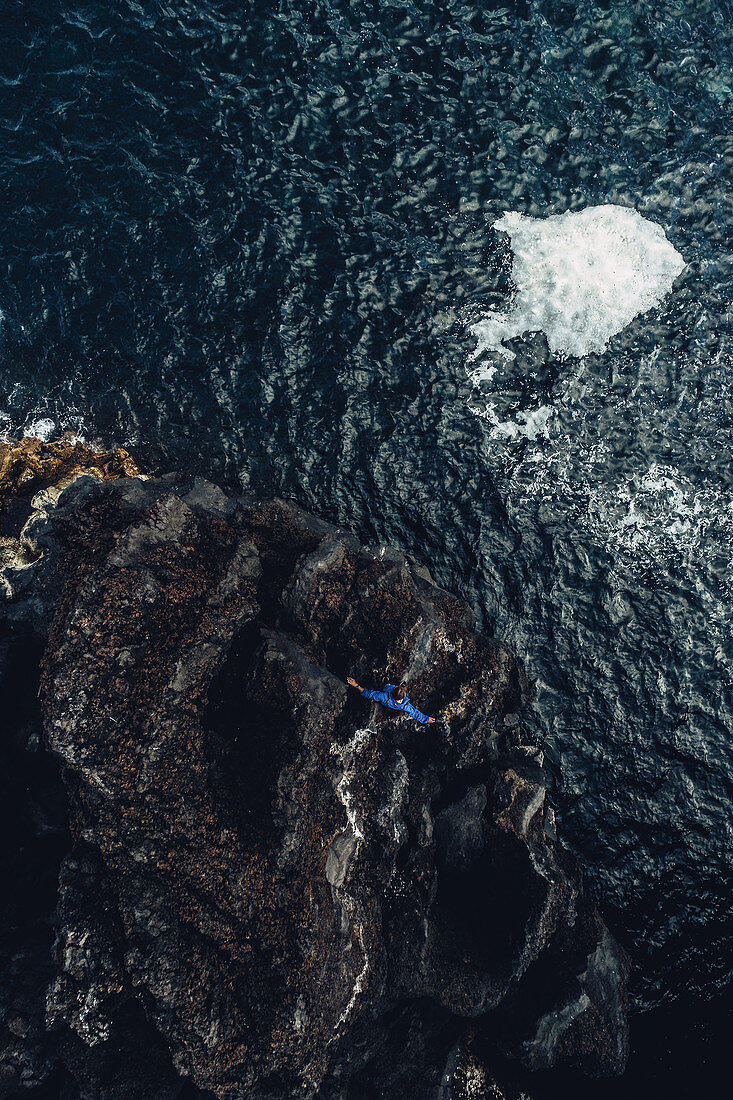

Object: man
[347,677,436,724]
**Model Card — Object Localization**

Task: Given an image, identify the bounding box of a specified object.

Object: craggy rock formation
[1,436,142,630]
[0,435,140,523]
[1,459,629,1099]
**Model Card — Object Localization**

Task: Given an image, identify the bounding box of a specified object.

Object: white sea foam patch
[0,409,89,444]
[482,404,555,441]
[468,205,685,378]
[519,447,733,575]
[23,417,56,442]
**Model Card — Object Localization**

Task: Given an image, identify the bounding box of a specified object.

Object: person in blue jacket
[347,677,436,724]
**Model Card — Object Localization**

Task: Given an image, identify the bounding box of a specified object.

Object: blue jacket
[362,684,430,724]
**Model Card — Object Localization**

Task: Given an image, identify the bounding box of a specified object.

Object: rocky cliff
[0,440,629,1099]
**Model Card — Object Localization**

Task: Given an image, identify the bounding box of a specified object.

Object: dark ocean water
[2,0,732,1092]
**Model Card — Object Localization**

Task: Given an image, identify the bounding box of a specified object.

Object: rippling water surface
[2,0,732,1089]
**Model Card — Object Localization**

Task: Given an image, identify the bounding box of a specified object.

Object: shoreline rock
[0,435,142,524]
[1,448,629,1098]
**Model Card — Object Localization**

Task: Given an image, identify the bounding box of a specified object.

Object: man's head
[392,684,407,702]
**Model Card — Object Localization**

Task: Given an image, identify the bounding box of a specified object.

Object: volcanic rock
[0,460,630,1099]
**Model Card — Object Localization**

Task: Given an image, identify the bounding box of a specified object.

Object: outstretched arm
[403,701,436,725]
[347,677,386,703]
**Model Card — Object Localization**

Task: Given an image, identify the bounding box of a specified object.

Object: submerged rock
[1,460,629,1098]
